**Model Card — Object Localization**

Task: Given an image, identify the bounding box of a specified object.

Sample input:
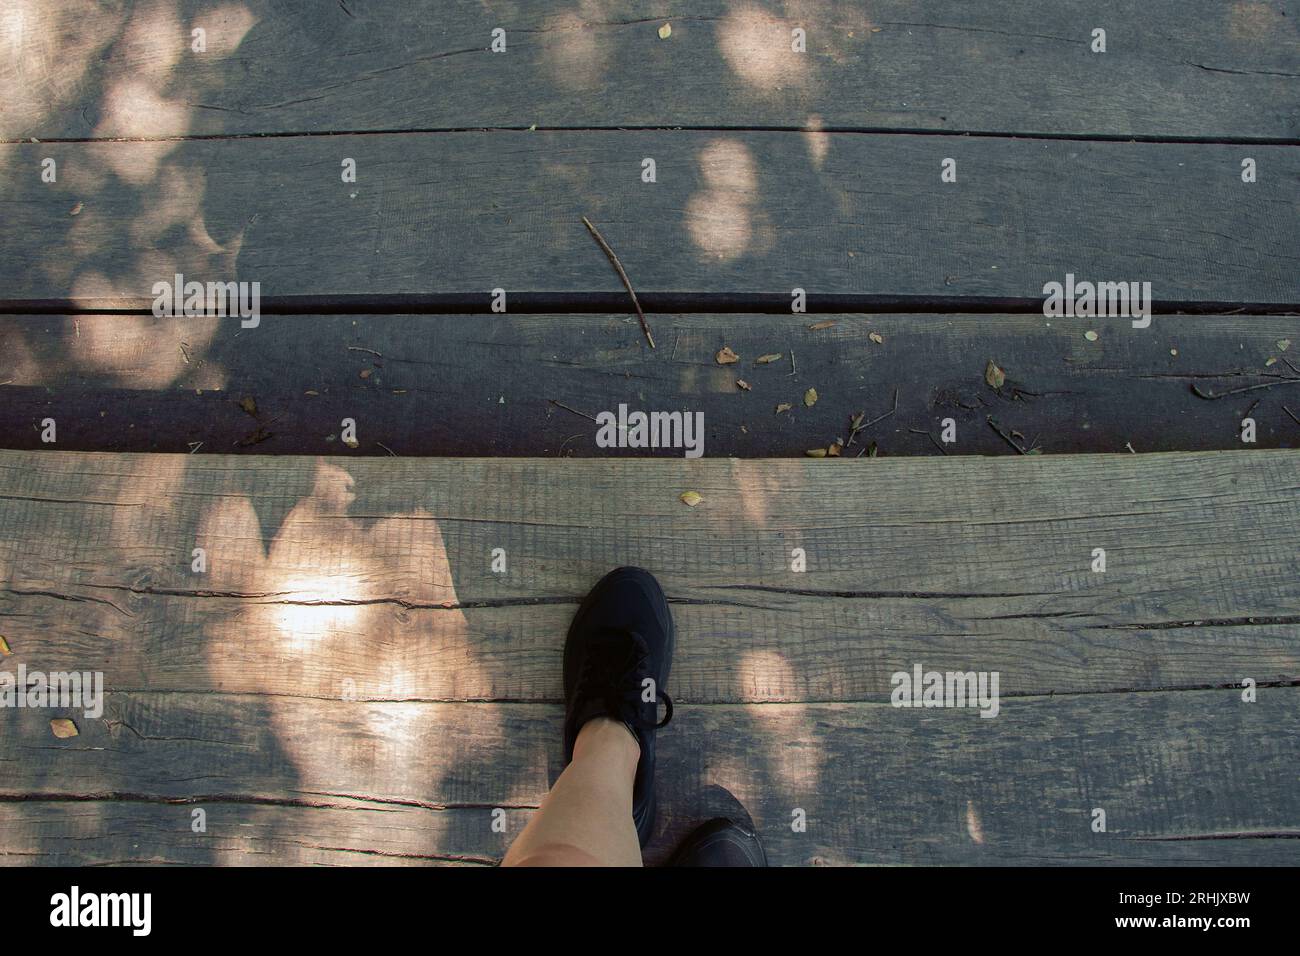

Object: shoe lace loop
[576,628,673,731]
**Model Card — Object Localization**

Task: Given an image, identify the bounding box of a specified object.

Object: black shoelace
[576,628,673,732]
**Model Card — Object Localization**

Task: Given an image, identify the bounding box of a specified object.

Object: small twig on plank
[790,350,797,376]
[1191,378,1300,400]
[1284,405,1300,426]
[549,399,599,423]
[376,442,398,457]
[908,427,948,455]
[846,391,898,447]
[582,215,655,349]
[858,389,899,432]
[348,346,383,358]
[986,416,1027,454]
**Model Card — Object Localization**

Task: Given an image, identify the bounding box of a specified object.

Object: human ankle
[574,716,640,768]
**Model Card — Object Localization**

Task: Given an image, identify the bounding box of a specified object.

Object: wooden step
[0,448,1296,864]
[4,0,1296,140]
[2,313,1298,456]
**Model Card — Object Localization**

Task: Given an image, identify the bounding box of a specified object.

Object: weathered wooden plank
[2,133,1296,308]
[5,800,1293,866]
[0,450,1296,703]
[3,0,1297,140]
[0,802,508,866]
[2,691,1296,865]
[2,314,1298,457]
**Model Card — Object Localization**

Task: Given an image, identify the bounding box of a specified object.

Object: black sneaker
[563,567,675,848]
[668,818,768,867]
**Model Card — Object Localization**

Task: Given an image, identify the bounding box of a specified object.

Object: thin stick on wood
[909,427,948,455]
[858,388,899,432]
[1283,405,1300,426]
[347,346,384,358]
[549,399,599,423]
[376,442,398,457]
[986,416,1028,454]
[1191,378,1300,400]
[582,215,655,349]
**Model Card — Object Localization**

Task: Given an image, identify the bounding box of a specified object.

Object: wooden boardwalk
[0,1,1297,865]
[1,449,1298,865]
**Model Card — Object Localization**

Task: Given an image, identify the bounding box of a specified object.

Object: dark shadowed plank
[0,802,510,866]
[1,132,1296,309]
[3,0,1297,141]
[1,692,1296,865]
[1,314,1298,457]
[0,449,1296,704]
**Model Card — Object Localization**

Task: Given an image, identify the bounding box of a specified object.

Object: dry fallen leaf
[985,360,1006,389]
[828,442,843,457]
[359,367,373,379]
[238,396,258,416]
[70,202,84,216]
[805,448,828,458]
[658,22,672,39]
[756,353,782,364]
[775,403,792,414]
[304,389,319,396]
[804,387,818,407]
[808,320,836,331]
[736,379,751,391]
[238,426,272,447]
[50,718,79,739]
[342,435,360,449]
[0,635,10,656]
[1084,330,1099,341]
[716,346,739,365]
[1266,357,1278,366]
[680,490,702,507]
[868,331,884,344]
[1279,339,1292,351]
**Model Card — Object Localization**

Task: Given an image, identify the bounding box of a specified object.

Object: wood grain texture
[0,449,1296,705]
[2,132,1296,308]
[1,449,1295,865]
[3,0,1297,140]
[1,692,1297,866]
[2,314,1299,457]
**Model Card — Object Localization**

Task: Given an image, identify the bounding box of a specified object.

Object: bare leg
[502,717,642,867]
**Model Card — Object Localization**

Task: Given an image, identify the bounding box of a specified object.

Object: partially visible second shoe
[668,818,769,867]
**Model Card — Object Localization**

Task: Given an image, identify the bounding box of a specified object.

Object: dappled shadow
[3,450,1297,864]
[2,0,1296,461]
[1,0,1298,867]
